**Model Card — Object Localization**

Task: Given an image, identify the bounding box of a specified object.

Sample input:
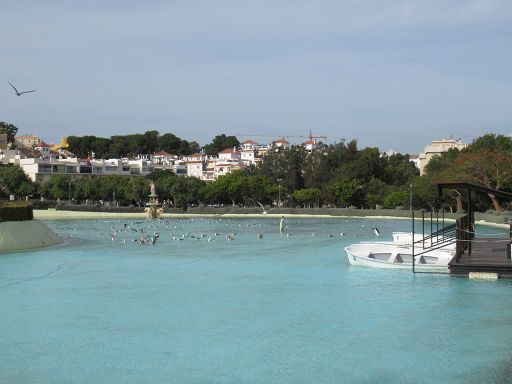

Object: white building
[34,141,52,158]
[185,160,205,179]
[15,134,39,149]
[302,140,318,152]
[272,138,291,149]
[240,140,257,165]
[13,156,156,183]
[418,138,467,175]
[214,161,245,177]
[218,148,241,161]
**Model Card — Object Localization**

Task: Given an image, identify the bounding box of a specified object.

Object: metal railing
[411,210,471,273]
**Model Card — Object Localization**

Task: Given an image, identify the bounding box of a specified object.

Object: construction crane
[237,129,327,143]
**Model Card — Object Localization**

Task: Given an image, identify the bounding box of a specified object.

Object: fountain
[145,181,163,219]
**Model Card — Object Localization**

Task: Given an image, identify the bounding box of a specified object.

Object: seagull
[373,227,380,237]
[256,201,267,215]
[8,82,36,96]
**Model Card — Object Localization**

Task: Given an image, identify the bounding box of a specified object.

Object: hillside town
[0,131,466,184]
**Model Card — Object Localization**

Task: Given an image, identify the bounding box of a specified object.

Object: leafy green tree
[364,177,389,208]
[352,147,383,183]
[243,174,276,206]
[109,135,128,157]
[340,179,364,207]
[126,177,151,203]
[383,191,409,209]
[170,176,206,209]
[97,175,129,202]
[40,175,72,201]
[73,177,99,202]
[451,151,512,211]
[145,170,179,201]
[424,148,460,176]
[465,133,512,153]
[382,153,419,186]
[0,122,18,146]
[323,181,343,207]
[258,146,307,192]
[302,147,330,189]
[144,131,159,154]
[293,188,321,208]
[158,133,182,154]
[203,134,240,156]
[0,165,36,197]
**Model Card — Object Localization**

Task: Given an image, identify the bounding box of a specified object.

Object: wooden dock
[449,238,512,278]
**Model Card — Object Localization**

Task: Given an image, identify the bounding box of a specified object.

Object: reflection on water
[0,218,511,384]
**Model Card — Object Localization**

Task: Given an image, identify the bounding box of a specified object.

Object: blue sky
[2,0,511,153]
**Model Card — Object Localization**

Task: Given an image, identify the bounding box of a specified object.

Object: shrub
[383,191,409,209]
[0,201,33,221]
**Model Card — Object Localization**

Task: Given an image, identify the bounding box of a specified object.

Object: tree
[0,122,18,147]
[0,164,36,197]
[293,188,320,208]
[170,176,206,209]
[126,177,151,203]
[466,133,512,153]
[158,133,182,154]
[40,175,72,201]
[145,169,180,202]
[424,148,460,176]
[243,174,276,206]
[452,151,512,211]
[302,147,330,189]
[73,177,100,202]
[383,191,409,209]
[203,134,240,156]
[382,153,419,186]
[340,179,364,207]
[143,131,159,154]
[258,146,307,192]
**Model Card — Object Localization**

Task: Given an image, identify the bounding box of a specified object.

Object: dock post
[468,215,472,256]
[455,218,460,263]
[430,210,433,248]
[412,210,415,274]
[508,241,511,260]
[421,209,425,249]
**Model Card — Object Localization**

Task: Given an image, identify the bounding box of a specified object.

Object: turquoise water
[1,217,512,384]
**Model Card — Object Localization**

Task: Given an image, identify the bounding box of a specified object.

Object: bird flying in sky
[8,82,36,96]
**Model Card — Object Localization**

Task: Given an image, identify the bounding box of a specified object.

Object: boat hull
[345,243,452,271]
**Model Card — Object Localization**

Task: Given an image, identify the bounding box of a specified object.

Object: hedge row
[55,203,146,213]
[0,202,34,222]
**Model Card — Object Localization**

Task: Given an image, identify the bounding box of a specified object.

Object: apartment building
[418,138,467,175]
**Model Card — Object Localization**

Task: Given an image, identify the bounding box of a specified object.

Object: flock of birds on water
[63,217,381,247]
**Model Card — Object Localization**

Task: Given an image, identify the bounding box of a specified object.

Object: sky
[1,0,512,153]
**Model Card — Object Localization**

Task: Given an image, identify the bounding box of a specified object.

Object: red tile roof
[37,140,51,148]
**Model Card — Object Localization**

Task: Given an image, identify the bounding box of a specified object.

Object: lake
[1,217,511,384]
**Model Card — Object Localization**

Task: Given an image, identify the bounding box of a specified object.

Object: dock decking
[449,238,512,278]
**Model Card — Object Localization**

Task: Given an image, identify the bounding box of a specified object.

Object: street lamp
[409,184,413,210]
[68,182,71,205]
